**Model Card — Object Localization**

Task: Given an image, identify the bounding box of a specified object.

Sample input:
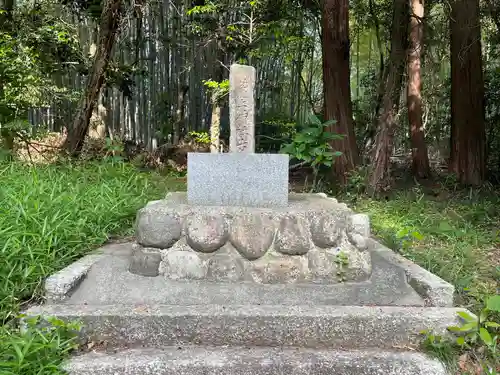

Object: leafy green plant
[0,316,81,374]
[281,114,344,189]
[188,131,211,145]
[202,79,229,103]
[345,166,368,197]
[0,161,186,373]
[354,188,499,300]
[256,116,296,152]
[422,295,500,373]
[394,227,424,255]
[103,138,124,164]
[0,5,84,153]
[448,295,500,354]
[421,331,457,366]
[334,251,349,282]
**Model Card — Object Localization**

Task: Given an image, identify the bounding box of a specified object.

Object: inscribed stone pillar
[229,64,256,153]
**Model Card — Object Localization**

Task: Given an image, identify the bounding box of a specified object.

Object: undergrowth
[346,184,499,373]
[0,160,181,374]
[0,157,498,373]
[351,188,499,307]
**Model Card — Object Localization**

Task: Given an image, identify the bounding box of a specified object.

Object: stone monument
[187,64,289,208]
[129,63,372,283]
[25,63,462,375]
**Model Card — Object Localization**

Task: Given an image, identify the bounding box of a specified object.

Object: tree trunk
[210,104,221,153]
[64,0,123,155]
[173,82,188,145]
[321,0,358,182]
[367,0,408,195]
[449,0,485,185]
[407,0,430,178]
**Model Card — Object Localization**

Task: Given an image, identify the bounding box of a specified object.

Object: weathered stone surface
[128,245,161,277]
[44,253,104,302]
[230,214,275,260]
[136,210,181,249]
[40,239,454,307]
[229,64,256,153]
[187,153,289,208]
[162,250,206,280]
[133,193,374,283]
[62,347,449,375]
[333,238,372,280]
[307,248,337,281]
[310,215,342,248]
[251,255,308,283]
[29,303,465,350]
[186,214,228,253]
[158,239,192,275]
[348,232,368,250]
[349,214,370,238]
[370,241,455,307]
[274,216,310,255]
[206,254,245,281]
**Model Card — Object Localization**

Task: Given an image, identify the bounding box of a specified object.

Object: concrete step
[26,304,463,349]
[64,346,447,375]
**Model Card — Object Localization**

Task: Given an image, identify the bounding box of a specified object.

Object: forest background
[1,0,499,191]
[0,0,499,373]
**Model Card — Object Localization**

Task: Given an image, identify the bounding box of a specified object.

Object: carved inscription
[229,64,256,153]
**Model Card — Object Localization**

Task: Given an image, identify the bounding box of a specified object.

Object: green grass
[0,159,498,373]
[347,186,500,373]
[0,160,183,374]
[352,189,499,307]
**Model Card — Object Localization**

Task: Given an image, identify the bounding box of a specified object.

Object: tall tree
[407,0,430,178]
[449,0,485,185]
[367,0,408,194]
[64,0,123,155]
[321,0,358,182]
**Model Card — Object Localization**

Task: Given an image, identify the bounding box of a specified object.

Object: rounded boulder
[230,214,275,260]
[136,210,182,249]
[310,214,342,248]
[274,215,311,255]
[186,213,228,253]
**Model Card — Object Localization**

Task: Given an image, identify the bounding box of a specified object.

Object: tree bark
[210,104,221,153]
[173,82,188,145]
[321,0,358,182]
[367,0,408,195]
[407,0,430,178]
[64,0,123,155]
[449,0,485,185]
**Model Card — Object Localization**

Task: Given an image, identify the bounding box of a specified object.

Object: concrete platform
[26,240,462,351]
[26,221,461,374]
[39,240,453,307]
[63,346,448,375]
[27,303,463,349]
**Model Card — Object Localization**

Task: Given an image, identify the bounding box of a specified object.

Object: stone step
[63,346,447,375]
[26,304,463,349]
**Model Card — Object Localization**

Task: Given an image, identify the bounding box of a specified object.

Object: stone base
[26,239,458,375]
[62,347,448,375]
[133,192,372,284]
